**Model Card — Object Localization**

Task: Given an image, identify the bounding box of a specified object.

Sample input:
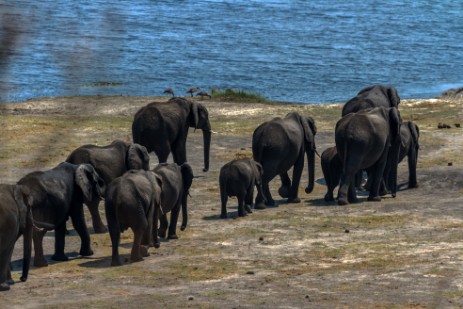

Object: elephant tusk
[210,130,218,134]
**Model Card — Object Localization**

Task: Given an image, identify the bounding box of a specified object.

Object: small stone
[259,237,264,241]
[246,270,255,275]
[188,296,194,301]
[345,229,350,233]
[448,162,453,166]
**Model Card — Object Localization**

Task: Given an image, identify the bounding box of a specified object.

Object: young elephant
[320,147,342,202]
[17,162,105,267]
[105,170,163,266]
[152,163,194,240]
[0,184,48,290]
[219,158,265,218]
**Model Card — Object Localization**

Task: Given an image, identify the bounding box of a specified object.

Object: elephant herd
[0,86,419,291]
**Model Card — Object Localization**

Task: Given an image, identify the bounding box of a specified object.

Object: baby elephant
[320,146,343,202]
[105,170,163,266]
[219,158,264,218]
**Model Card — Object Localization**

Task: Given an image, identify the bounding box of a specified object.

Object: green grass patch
[211,88,268,103]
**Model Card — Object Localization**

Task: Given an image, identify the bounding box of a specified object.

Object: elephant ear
[387,87,400,108]
[408,121,420,149]
[180,163,194,191]
[299,115,317,147]
[127,143,150,170]
[75,164,104,202]
[13,185,31,230]
[389,107,401,139]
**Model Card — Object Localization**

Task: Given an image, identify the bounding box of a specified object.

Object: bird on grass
[163,88,175,97]
[187,87,200,97]
[196,91,211,99]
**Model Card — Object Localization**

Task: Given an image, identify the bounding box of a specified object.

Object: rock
[437,86,463,99]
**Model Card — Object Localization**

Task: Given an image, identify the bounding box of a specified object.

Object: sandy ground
[0,95,463,308]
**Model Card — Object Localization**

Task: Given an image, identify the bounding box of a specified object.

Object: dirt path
[1,96,463,308]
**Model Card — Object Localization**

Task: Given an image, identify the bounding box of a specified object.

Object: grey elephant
[320,146,343,202]
[335,107,402,205]
[152,162,194,240]
[132,97,212,172]
[66,140,150,233]
[381,120,420,191]
[105,170,163,266]
[17,162,105,267]
[219,158,265,218]
[252,112,317,209]
[342,85,400,116]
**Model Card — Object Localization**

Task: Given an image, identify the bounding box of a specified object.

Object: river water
[0,1,462,103]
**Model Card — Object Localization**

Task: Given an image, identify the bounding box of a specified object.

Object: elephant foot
[254,202,267,210]
[367,195,382,202]
[153,242,160,249]
[408,182,418,189]
[158,229,167,238]
[130,255,143,263]
[278,186,290,198]
[180,225,187,231]
[348,197,359,204]
[238,211,248,217]
[140,246,150,257]
[287,197,301,204]
[245,205,253,213]
[168,234,179,240]
[0,283,10,291]
[111,258,122,267]
[51,253,69,262]
[93,225,108,234]
[34,257,48,267]
[324,194,335,202]
[220,213,228,219]
[80,248,94,257]
[337,198,349,206]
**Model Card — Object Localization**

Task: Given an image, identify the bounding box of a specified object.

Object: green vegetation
[211,88,268,103]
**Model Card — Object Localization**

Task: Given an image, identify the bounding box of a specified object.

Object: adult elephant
[152,163,194,240]
[17,162,105,267]
[335,107,402,205]
[252,112,317,209]
[66,140,150,233]
[105,170,163,266]
[342,85,400,116]
[132,97,211,172]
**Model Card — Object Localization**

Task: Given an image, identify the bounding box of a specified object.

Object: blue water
[1,1,462,104]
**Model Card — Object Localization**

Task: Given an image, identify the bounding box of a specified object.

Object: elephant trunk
[305,145,315,194]
[202,129,211,172]
[20,214,33,282]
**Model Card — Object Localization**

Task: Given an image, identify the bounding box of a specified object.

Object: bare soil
[1,95,463,308]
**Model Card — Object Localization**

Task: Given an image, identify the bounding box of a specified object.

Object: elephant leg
[368,158,388,202]
[278,172,291,198]
[255,178,273,209]
[0,244,14,290]
[51,222,69,261]
[287,153,304,203]
[220,190,229,219]
[237,194,247,217]
[130,227,144,263]
[70,204,93,257]
[338,165,358,206]
[167,206,181,239]
[109,228,122,267]
[244,187,253,214]
[33,229,48,267]
[86,199,107,234]
[347,184,358,203]
[172,141,187,165]
[158,214,168,238]
[408,149,418,188]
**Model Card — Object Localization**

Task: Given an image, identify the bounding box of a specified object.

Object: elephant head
[386,86,400,108]
[190,101,211,172]
[296,114,317,194]
[75,164,106,204]
[127,143,150,171]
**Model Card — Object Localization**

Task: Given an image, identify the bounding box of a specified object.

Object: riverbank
[1,95,463,308]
